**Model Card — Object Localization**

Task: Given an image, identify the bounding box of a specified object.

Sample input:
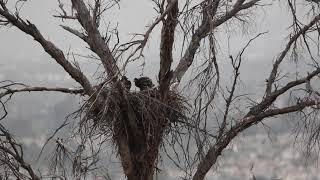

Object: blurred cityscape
[163,133,320,180]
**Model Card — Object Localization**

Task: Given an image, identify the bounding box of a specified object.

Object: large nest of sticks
[79,84,189,146]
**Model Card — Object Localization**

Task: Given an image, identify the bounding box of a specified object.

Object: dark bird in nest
[134,76,154,91]
[306,0,320,3]
[120,76,131,90]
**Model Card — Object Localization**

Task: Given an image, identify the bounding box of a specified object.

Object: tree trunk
[115,99,164,180]
[126,147,159,180]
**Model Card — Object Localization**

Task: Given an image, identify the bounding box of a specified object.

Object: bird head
[121,76,128,80]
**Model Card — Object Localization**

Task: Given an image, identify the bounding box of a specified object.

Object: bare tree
[1,0,320,179]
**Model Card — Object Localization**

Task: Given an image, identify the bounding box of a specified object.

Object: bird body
[120,76,132,90]
[306,0,320,3]
[134,77,154,91]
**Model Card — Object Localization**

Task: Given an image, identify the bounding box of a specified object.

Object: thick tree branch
[0,4,93,95]
[71,0,119,79]
[192,97,320,180]
[190,12,320,177]
[159,0,178,98]
[211,0,259,27]
[173,0,259,84]
[265,14,320,96]
[197,100,316,180]
[0,86,84,98]
[192,63,320,180]
[248,66,320,117]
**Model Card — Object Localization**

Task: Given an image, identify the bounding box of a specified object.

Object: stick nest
[79,85,189,144]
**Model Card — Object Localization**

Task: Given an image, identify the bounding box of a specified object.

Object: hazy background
[0,0,319,179]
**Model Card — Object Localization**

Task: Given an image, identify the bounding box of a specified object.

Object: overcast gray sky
[0,0,318,179]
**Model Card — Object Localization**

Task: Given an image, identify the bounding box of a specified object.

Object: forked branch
[70,0,119,79]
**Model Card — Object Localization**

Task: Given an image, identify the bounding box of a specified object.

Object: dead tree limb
[173,0,260,84]
[159,0,179,99]
[70,0,120,79]
[0,1,93,95]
